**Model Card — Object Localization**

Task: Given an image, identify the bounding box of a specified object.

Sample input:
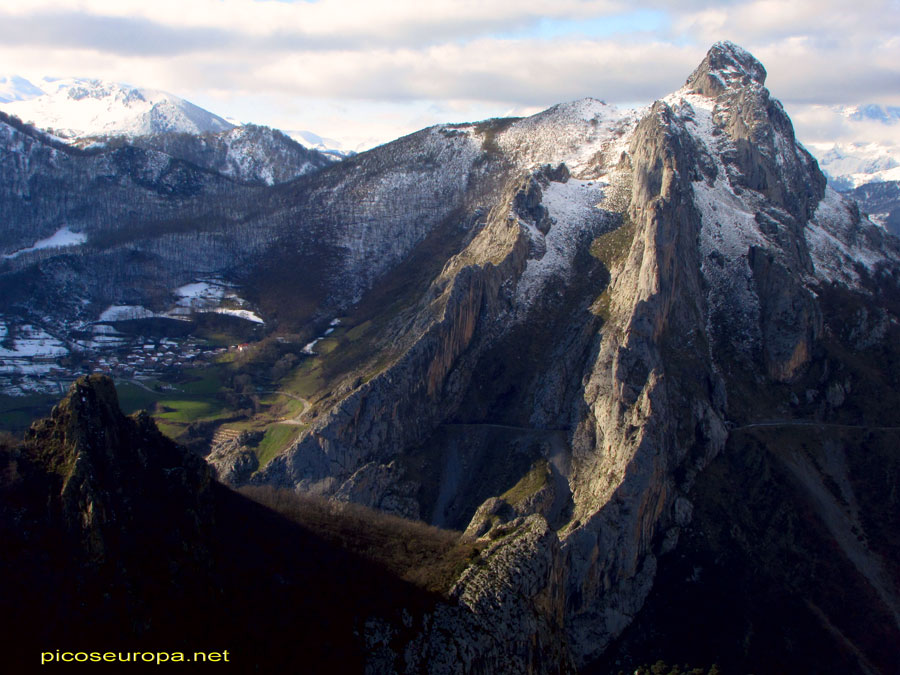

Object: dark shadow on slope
[588,426,900,675]
[0,375,453,673]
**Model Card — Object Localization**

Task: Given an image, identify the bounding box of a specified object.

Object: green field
[255,424,302,468]
[0,391,61,435]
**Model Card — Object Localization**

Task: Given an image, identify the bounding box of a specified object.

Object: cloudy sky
[1,0,898,150]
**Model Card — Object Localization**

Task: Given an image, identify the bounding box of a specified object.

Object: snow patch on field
[99,305,156,321]
[97,281,264,325]
[174,281,226,307]
[0,322,69,378]
[212,308,263,323]
[4,226,86,258]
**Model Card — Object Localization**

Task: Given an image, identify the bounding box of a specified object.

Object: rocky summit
[2,42,900,673]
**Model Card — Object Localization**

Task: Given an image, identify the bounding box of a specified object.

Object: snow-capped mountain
[0,75,45,103]
[0,76,234,140]
[842,103,900,125]
[0,76,344,183]
[812,140,900,189]
[284,129,357,158]
[0,75,337,186]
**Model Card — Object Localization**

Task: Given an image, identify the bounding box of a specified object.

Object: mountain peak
[0,77,233,139]
[685,40,767,97]
[22,374,213,561]
[0,75,44,103]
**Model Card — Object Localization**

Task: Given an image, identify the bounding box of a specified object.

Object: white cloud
[2,0,630,46]
[788,103,900,149]
[248,39,696,105]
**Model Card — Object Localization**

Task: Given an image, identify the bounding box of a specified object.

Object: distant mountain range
[283,129,357,159]
[1,76,233,139]
[0,74,45,103]
[815,140,900,190]
[0,74,352,159]
[801,104,900,237]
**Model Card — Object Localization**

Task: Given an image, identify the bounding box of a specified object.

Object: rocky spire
[685,40,768,97]
[23,374,214,563]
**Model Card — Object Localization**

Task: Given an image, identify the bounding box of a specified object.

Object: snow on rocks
[668,92,767,356]
[515,179,608,308]
[496,98,640,175]
[806,186,892,285]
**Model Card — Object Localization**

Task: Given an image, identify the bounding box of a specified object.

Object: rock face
[22,374,215,565]
[846,179,900,237]
[244,41,900,671]
[409,515,575,674]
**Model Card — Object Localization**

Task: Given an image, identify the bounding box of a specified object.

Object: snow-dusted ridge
[1,77,233,140]
[496,98,641,174]
[806,186,892,285]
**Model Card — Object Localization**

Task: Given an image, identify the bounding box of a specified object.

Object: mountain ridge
[1,76,234,139]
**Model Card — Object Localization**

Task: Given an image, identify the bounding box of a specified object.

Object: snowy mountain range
[0,75,45,103]
[0,75,338,186]
[812,139,900,189]
[0,76,233,140]
[9,72,899,194]
[0,75,352,160]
